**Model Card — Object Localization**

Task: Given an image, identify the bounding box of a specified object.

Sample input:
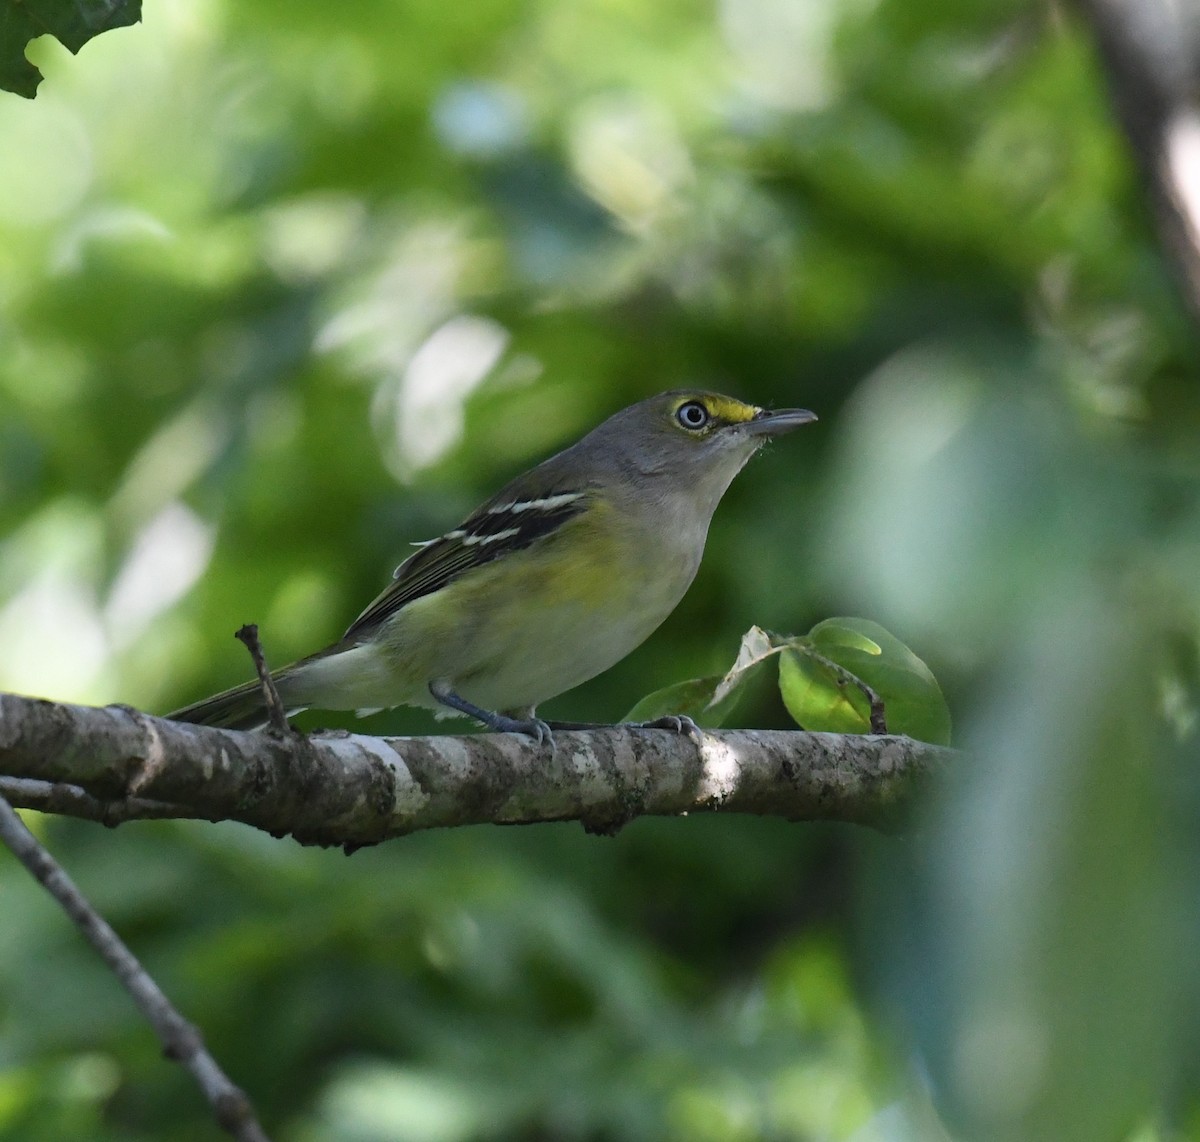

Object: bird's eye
[675,401,710,431]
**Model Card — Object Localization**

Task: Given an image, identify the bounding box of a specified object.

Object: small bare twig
[801,647,889,734]
[0,793,272,1141]
[0,776,194,825]
[234,624,290,735]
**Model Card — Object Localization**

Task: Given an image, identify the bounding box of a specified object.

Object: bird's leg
[428,682,553,746]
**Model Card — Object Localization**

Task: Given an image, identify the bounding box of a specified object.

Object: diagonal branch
[1075,0,1200,319]
[0,793,271,1141]
[0,692,955,845]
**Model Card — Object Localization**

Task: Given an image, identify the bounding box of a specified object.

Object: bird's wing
[342,488,590,641]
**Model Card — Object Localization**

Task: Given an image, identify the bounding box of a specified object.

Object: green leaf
[623,675,726,725]
[623,625,782,727]
[807,622,882,657]
[1,0,142,98]
[779,618,952,745]
[778,647,875,735]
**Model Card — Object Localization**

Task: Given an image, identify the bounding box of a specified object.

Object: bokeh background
[2,0,1199,1138]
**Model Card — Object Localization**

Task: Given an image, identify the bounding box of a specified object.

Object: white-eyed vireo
[169,390,816,738]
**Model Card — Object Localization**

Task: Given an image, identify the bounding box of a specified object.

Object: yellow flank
[369,496,692,712]
[672,393,761,426]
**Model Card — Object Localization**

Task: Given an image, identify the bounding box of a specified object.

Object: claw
[636,714,704,745]
[508,714,554,751]
[477,711,555,752]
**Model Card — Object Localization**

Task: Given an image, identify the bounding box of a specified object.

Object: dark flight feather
[342,490,589,640]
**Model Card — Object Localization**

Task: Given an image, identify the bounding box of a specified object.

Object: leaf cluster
[631,620,952,746]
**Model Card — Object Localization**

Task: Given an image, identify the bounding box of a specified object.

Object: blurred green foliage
[0,0,141,98]
[1,0,1199,1139]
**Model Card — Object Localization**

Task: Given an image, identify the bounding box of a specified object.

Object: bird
[168,389,816,738]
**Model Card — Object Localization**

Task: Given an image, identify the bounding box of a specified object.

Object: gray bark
[0,692,955,846]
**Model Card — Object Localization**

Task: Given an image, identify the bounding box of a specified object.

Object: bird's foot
[486,710,554,747]
[429,683,554,749]
[633,714,704,744]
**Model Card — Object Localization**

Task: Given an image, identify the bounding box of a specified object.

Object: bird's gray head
[588,389,817,503]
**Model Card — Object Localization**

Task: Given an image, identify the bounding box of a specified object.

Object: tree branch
[1075,0,1200,319]
[0,793,271,1140]
[0,691,954,844]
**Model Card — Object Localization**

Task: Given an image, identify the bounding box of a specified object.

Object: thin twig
[0,793,272,1141]
[234,624,291,735]
[800,647,889,734]
[0,776,196,825]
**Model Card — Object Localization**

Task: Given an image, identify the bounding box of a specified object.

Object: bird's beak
[742,406,818,437]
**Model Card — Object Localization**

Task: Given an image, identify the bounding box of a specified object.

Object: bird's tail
[167,675,288,731]
[168,643,378,729]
